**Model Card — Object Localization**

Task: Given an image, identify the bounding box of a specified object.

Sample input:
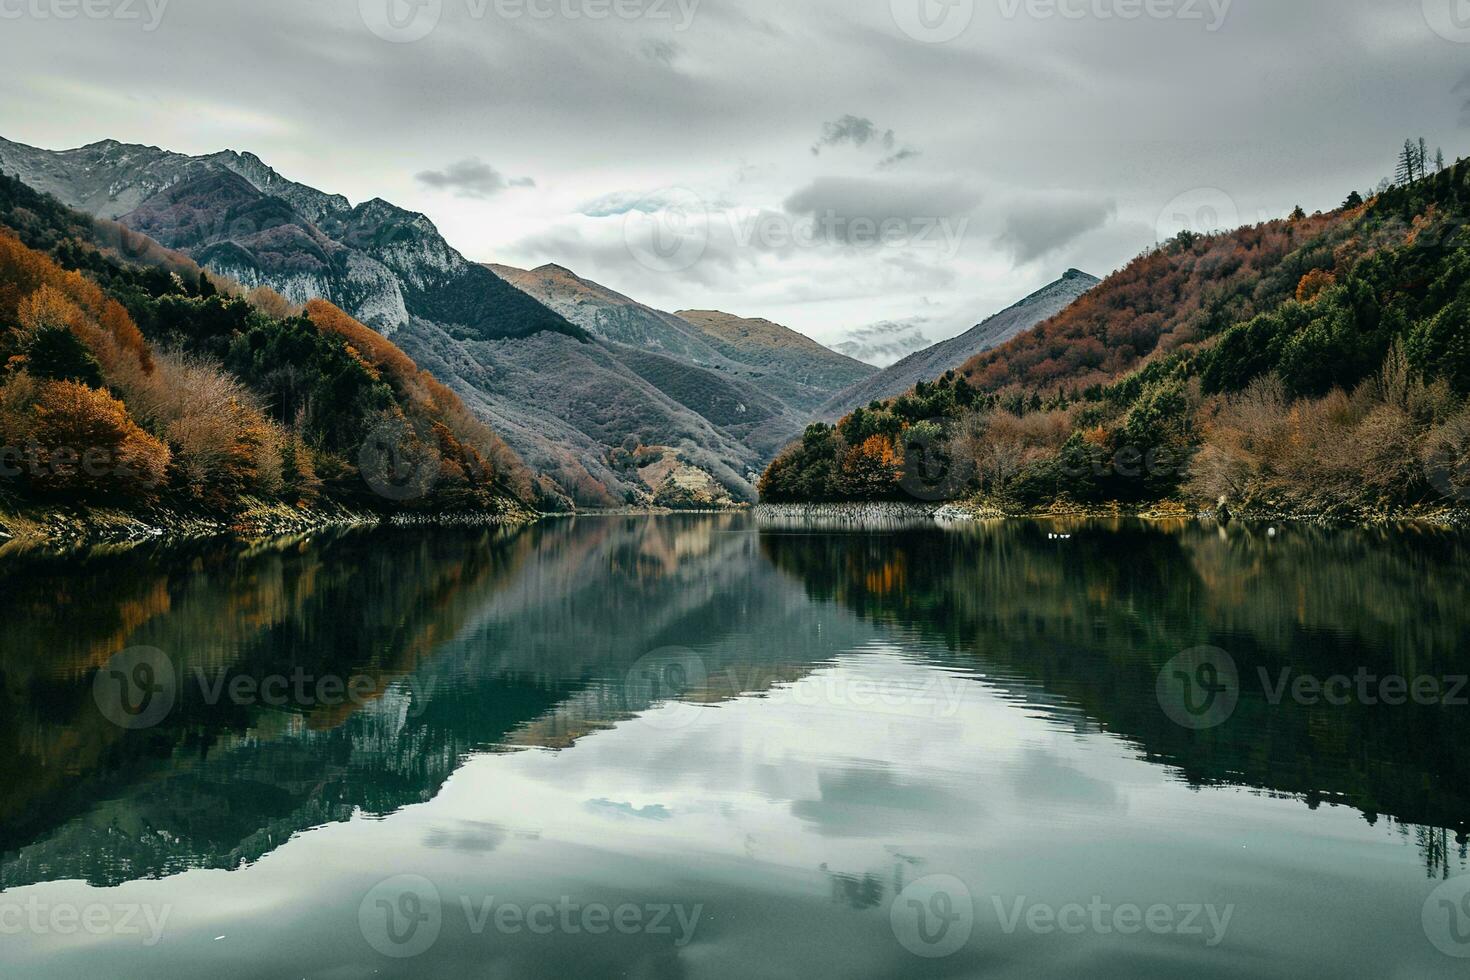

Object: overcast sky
[1,0,1467,350]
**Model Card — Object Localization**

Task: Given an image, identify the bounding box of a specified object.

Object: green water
[1,514,1468,977]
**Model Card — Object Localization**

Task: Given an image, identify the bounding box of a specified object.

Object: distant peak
[533,263,579,278]
[1061,268,1099,282]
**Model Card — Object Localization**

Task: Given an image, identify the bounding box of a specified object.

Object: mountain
[493,263,875,416]
[761,156,1470,520]
[672,309,877,406]
[488,262,718,361]
[0,137,577,343]
[819,269,1100,419]
[0,138,862,505]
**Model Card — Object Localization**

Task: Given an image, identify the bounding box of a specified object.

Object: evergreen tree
[24,324,103,387]
[1397,139,1419,186]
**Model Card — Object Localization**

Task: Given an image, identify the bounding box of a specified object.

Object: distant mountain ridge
[820,269,1100,419]
[673,309,875,404]
[492,263,875,415]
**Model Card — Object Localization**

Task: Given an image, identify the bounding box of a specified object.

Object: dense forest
[762,148,1470,519]
[0,172,544,521]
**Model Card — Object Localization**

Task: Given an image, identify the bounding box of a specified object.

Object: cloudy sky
[1,0,1467,353]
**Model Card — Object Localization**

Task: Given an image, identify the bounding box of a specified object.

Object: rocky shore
[753,502,956,530]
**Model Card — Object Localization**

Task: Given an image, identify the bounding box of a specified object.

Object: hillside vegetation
[762,153,1470,519]
[0,172,538,521]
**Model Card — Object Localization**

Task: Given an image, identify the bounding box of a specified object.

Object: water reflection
[0,515,1466,978]
[762,519,1470,840]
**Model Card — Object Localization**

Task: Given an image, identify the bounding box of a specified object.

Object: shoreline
[0,496,540,555]
[753,499,1469,531]
[5,494,1462,553]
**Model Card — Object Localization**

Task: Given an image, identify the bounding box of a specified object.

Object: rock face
[819,269,1101,419]
[0,138,860,506]
[0,138,578,344]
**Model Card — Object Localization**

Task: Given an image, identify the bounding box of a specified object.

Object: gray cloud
[813,115,923,170]
[997,195,1117,264]
[812,115,895,155]
[878,148,922,169]
[415,158,534,199]
[578,188,703,218]
[784,176,981,244]
[3,0,1465,344]
[832,318,933,367]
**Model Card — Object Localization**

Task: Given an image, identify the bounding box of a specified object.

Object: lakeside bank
[0,496,539,554]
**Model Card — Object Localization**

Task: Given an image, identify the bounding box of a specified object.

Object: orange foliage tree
[27,380,170,499]
[837,435,902,500]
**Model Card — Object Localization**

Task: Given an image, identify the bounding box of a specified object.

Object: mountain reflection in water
[0,515,1466,978]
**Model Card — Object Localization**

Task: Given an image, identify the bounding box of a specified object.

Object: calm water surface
[1,514,1468,977]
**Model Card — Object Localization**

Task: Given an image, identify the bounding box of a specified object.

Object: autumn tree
[836,435,902,501]
[1296,269,1336,304]
[27,380,170,499]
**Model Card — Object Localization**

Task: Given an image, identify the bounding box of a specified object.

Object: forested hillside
[762,151,1470,519]
[0,172,540,521]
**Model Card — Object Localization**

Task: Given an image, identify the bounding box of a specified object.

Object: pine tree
[1436,148,1446,173]
[1397,139,1419,185]
[1418,138,1430,180]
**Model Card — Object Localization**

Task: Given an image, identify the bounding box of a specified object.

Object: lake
[1,514,1468,978]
